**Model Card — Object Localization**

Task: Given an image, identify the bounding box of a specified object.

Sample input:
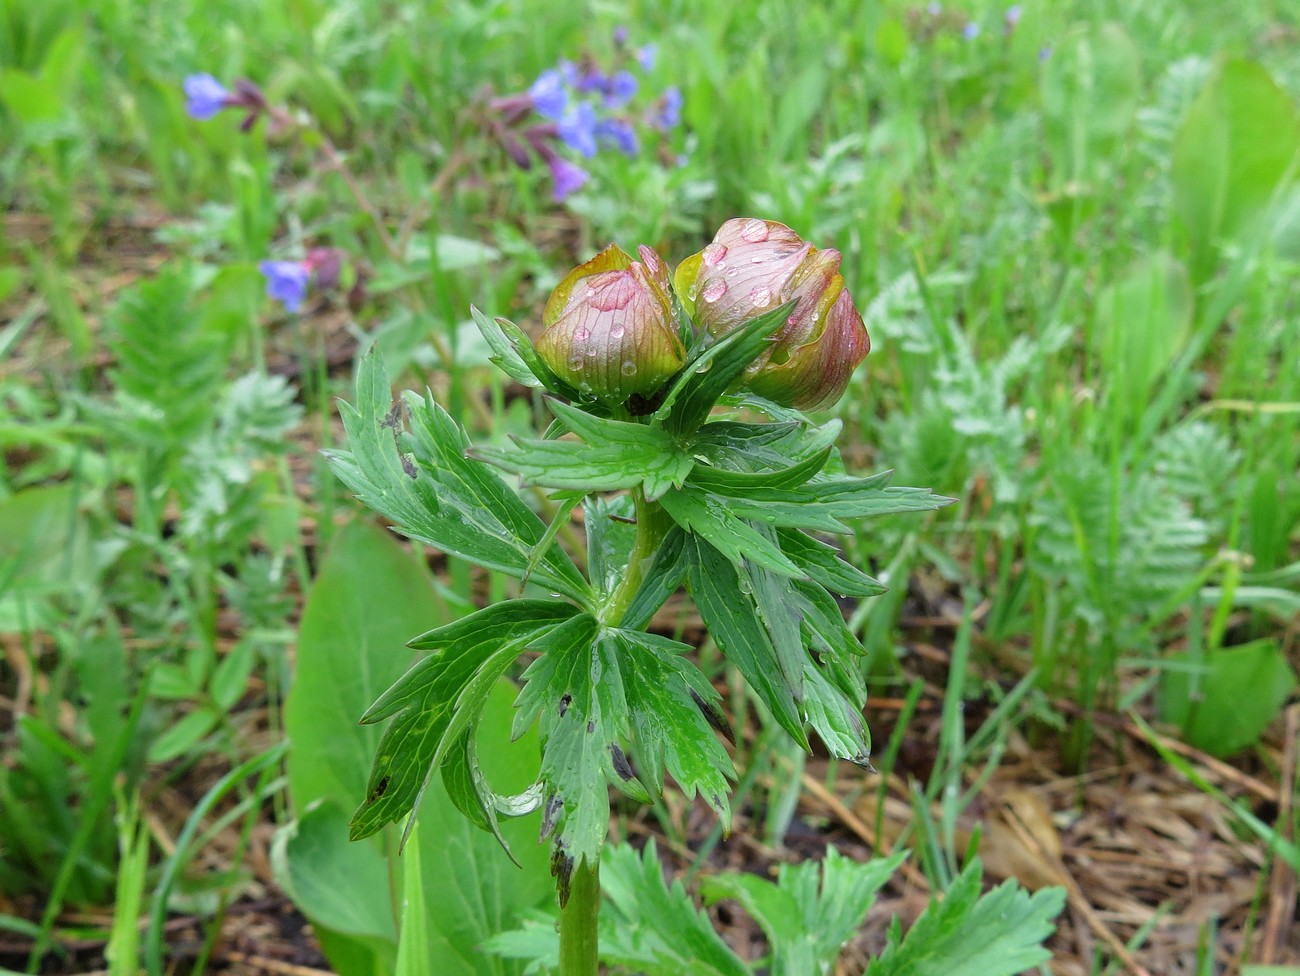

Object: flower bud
[674,218,870,410]
[537,244,685,399]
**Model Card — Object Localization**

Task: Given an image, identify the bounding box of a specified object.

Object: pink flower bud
[674,218,870,410]
[537,244,685,399]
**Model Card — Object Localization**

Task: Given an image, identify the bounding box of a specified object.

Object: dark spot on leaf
[540,794,563,841]
[368,775,390,803]
[690,688,736,744]
[382,400,402,430]
[559,692,572,717]
[587,719,596,734]
[608,513,638,525]
[609,743,634,781]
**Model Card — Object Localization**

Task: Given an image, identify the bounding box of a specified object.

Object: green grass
[2,0,1298,971]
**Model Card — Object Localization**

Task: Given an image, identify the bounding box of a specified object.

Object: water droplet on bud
[740,219,769,243]
[620,360,637,375]
[574,327,590,341]
[609,323,625,338]
[702,243,728,267]
[702,280,728,303]
[749,286,772,307]
[568,355,584,370]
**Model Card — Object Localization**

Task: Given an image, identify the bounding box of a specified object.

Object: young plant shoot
[328,219,951,973]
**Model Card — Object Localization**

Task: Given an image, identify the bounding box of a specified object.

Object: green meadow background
[2,0,1298,972]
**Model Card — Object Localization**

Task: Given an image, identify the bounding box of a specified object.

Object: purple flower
[654,87,683,131]
[963,21,981,40]
[613,25,629,46]
[1006,4,1023,25]
[575,69,608,94]
[529,69,568,120]
[559,59,581,87]
[184,73,230,120]
[547,156,589,201]
[1039,45,1052,61]
[258,261,310,312]
[596,118,638,157]
[604,70,638,109]
[558,102,598,157]
[636,44,657,72]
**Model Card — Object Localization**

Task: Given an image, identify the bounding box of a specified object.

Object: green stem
[559,858,601,976]
[559,483,670,972]
[602,487,670,627]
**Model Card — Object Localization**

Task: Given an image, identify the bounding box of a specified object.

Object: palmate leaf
[509,616,737,904]
[511,614,629,903]
[865,859,1064,976]
[659,486,803,577]
[605,630,735,817]
[474,399,695,500]
[349,599,579,842]
[702,847,906,976]
[684,532,872,761]
[685,534,807,747]
[485,841,750,976]
[329,351,590,605]
[686,445,833,494]
[777,528,886,599]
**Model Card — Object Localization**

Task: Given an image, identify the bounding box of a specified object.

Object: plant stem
[602,486,670,627]
[558,482,670,972]
[558,858,601,976]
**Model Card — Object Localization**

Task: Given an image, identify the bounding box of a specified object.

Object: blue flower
[636,44,657,72]
[596,118,638,157]
[604,70,638,109]
[963,21,981,40]
[558,102,598,157]
[654,87,683,131]
[547,156,590,201]
[258,260,310,312]
[529,69,568,120]
[1006,4,1023,25]
[184,73,230,120]
[613,25,629,46]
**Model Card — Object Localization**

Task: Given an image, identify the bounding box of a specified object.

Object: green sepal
[470,305,580,397]
[654,301,796,436]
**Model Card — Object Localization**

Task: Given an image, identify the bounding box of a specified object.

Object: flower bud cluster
[535,219,870,410]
